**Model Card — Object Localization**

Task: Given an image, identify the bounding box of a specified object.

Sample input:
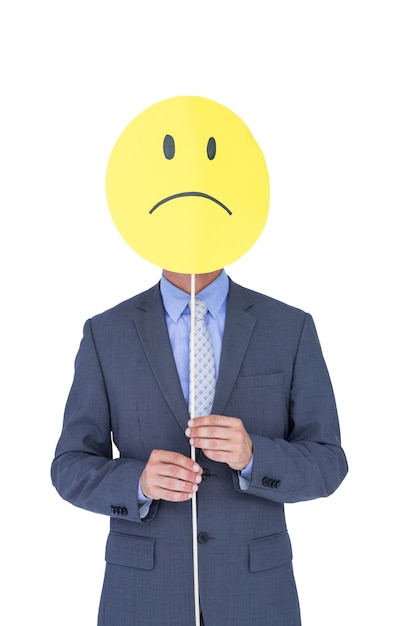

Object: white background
[1,1,416,624]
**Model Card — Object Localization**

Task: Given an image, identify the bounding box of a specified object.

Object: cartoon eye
[163,134,175,159]
[207,137,216,160]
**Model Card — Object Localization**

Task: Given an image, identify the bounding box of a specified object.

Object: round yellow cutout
[106,96,269,273]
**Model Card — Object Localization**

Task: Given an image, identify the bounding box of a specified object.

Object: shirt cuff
[138,481,153,519]
[138,499,152,519]
[238,456,253,491]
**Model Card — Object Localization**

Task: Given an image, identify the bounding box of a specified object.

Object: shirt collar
[160,270,229,323]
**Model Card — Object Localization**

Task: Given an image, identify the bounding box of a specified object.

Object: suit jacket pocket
[230,373,289,438]
[249,531,292,572]
[105,532,155,570]
[236,372,286,389]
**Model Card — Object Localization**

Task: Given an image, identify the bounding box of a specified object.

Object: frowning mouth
[149,192,232,215]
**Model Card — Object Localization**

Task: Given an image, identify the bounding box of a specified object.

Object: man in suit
[51,267,348,625]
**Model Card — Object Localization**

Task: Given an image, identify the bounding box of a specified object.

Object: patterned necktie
[189,298,216,417]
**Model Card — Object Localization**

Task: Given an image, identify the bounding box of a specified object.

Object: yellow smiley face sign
[106,96,269,273]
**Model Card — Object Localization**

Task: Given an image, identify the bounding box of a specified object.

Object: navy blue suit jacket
[51,279,348,625]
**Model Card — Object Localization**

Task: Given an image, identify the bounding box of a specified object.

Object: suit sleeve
[51,319,158,522]
[233,313,348,503]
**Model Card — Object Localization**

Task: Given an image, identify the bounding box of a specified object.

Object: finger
[189,436,235,451]
[187,426,231,443]
[158,473,201,493]
[158,463,203,485]
[150,449,202,473]
[188,415,236,429]
[153,485,196,502]
[187,417,245,441]
[142,468,201,502]
[189,423,242,448]
[201,448,234,464]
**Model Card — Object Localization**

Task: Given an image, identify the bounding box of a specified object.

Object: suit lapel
[133,283,190,432]
[212,280,256,415]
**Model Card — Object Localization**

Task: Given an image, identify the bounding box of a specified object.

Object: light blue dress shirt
[138,270,252,507]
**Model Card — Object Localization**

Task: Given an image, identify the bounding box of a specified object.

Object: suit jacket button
[262,477,280,488]
[202,468,210,480]
[197,532,209,544]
